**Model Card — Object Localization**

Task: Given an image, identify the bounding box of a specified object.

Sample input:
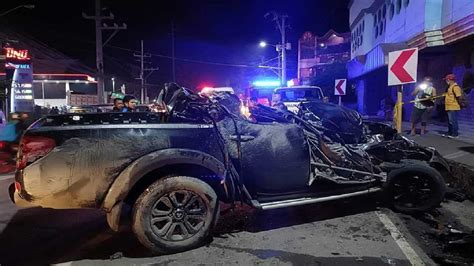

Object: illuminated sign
[10,63,34,113]
[5,63,31,70]
[5,48,30,60]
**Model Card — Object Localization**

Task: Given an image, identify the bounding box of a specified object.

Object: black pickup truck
[10,85,448,254]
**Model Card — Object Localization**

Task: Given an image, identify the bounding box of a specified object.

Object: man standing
[121,95,138,112]
[410,77,436,135]
[112,98,124,112]
[443,74,462,138]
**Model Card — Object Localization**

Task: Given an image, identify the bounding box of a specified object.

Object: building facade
[348,0,474,128]
[298,30,351,85]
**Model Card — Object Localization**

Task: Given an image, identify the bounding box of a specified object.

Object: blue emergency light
[253,80,280,87]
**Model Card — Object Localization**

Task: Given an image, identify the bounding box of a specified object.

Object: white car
[272,86,324,113]
[200,87,234,96]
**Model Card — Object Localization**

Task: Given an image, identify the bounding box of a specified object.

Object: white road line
[0,175,14,181]
[375,211,425,266]
[444,151,469,160]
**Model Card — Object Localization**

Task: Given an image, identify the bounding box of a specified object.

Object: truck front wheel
[132,176,219,254]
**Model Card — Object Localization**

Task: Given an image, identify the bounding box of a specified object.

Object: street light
[259,41,267,48]
[111,77,116,92]
[0,5,35,17]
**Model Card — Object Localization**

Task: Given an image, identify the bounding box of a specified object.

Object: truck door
[234,120,310,194]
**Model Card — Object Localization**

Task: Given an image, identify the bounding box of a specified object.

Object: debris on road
[109,252,123,260]
[445,161,474,200]
[401,207,474,264]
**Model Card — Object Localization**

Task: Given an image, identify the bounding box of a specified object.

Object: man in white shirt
[410,77,436,135]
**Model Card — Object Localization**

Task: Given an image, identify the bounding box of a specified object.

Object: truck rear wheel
[385,164,446,213]
[132,176,219,254]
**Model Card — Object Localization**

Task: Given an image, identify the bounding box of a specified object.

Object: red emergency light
[5,48,30,60]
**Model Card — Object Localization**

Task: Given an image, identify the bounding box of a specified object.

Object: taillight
[0,141,7,150]
[17,136,56,170]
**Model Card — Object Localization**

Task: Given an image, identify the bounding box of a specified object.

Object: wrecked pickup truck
[10,84,447,254]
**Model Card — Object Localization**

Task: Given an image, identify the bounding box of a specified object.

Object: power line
[106,44,264,69]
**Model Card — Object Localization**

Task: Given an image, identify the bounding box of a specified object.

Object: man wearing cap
[443,74,462,138]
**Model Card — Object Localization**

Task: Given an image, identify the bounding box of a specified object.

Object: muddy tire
[132,176,219,254]
[385,164,446,213]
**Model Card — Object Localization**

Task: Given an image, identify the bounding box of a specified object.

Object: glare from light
[287,80,295,87]
[320,43,325,47]
[253,80,280,87]
[259,41,267,48]
[200,87,213,94]
[419,83,428,90]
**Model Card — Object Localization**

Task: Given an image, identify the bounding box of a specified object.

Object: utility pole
[171,21,176,82]
[134,40,158,103]
[280,15,287,86]
[265,12,290,86]
[83,0,126,103]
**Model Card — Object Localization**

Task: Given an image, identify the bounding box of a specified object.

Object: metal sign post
[396,85,403,133]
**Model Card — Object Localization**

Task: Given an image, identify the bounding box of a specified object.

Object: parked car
[10,84,447,254]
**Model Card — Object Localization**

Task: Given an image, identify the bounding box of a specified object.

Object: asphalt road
[0,173,437,265]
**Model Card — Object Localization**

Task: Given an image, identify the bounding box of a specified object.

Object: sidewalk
[402,121,474,145]
[402,121,474,168]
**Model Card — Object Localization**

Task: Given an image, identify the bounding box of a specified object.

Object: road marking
[0,175,14,181]
[375,211,425,265]
[444,151,469,160]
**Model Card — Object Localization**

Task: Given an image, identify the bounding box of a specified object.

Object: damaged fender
[102,148,227,231]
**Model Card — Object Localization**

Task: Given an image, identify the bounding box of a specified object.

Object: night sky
[2,0,349,95]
